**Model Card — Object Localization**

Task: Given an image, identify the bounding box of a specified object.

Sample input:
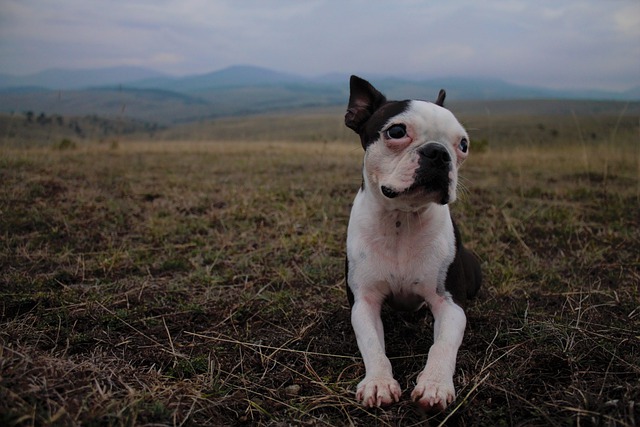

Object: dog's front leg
[351,296,401,407]
[411,297,466,411]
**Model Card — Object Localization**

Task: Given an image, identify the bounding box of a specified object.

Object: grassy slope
[0,113,163,148]
[1,114,639,426]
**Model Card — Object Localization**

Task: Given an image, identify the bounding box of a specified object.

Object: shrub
[53,138,77,150]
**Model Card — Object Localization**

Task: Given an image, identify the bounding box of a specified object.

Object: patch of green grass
[52,138,77,150]
[166,355,210,379]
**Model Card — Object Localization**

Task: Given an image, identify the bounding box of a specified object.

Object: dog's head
[345,75,470,211]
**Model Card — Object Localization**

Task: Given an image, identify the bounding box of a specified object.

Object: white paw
[356,376,402,407]
[411,371,455,411]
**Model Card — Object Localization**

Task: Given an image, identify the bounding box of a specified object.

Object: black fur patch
[410,143,452,205]
[359,100,411,150]
[444,219,482,306]
[344,75,411,150]
[345,256,354,307]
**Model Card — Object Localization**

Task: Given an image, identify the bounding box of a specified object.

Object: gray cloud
[0,0,638,90]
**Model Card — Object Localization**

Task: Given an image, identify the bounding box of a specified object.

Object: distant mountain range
[1,65,638,124]
[0,67,167,91]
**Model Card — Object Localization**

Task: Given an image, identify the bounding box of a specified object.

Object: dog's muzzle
[381,143,453,204]
[415,143,452,204]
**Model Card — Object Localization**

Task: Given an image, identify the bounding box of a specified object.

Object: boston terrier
[344,76,481,411]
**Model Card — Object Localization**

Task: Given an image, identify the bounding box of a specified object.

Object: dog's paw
[356,376,401,407]
[411,371,455,412]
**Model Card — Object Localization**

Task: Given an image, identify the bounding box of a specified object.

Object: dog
[344,75,481,411]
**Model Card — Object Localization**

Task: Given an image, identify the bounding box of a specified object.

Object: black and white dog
[344,76,481,411]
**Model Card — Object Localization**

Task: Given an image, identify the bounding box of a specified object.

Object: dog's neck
[357,187,450,230]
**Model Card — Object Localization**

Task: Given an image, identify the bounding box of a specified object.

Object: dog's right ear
[345,75,387,133]
[435,89,446,107]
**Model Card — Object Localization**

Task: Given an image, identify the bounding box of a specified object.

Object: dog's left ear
[435,89,446,107]
[345,75,387,134]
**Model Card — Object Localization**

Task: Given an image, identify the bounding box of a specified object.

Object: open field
[1,112,639,426]
[3,98,639,147]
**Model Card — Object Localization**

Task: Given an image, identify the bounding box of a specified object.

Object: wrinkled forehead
[392,100,464,132]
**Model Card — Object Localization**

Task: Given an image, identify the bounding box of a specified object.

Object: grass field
[1,112,639,426]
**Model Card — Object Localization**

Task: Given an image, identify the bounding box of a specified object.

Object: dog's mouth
[380,183,450,205]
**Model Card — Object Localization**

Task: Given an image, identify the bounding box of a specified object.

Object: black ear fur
[344,75,387,133]
[435,89,446,107]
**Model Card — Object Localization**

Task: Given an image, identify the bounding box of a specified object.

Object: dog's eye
[385,124,406,139]
[458,138,469,153]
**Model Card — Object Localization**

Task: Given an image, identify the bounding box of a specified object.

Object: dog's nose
[419,144,451,167]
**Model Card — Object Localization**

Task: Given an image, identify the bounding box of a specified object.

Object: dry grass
[1,113,639,426]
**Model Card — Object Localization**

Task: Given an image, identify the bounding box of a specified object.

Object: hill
[0,65,638,125]
[0,66,167,90]
[132,65,307,91]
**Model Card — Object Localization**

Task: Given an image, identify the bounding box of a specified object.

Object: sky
[0,0,639,91]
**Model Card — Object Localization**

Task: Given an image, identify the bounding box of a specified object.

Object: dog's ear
[435,89,446,107]
[345,75,387,133]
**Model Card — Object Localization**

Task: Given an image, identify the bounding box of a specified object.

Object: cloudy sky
[1,0,638,91]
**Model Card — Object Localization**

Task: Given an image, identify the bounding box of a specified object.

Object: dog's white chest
[347,190,455,308]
